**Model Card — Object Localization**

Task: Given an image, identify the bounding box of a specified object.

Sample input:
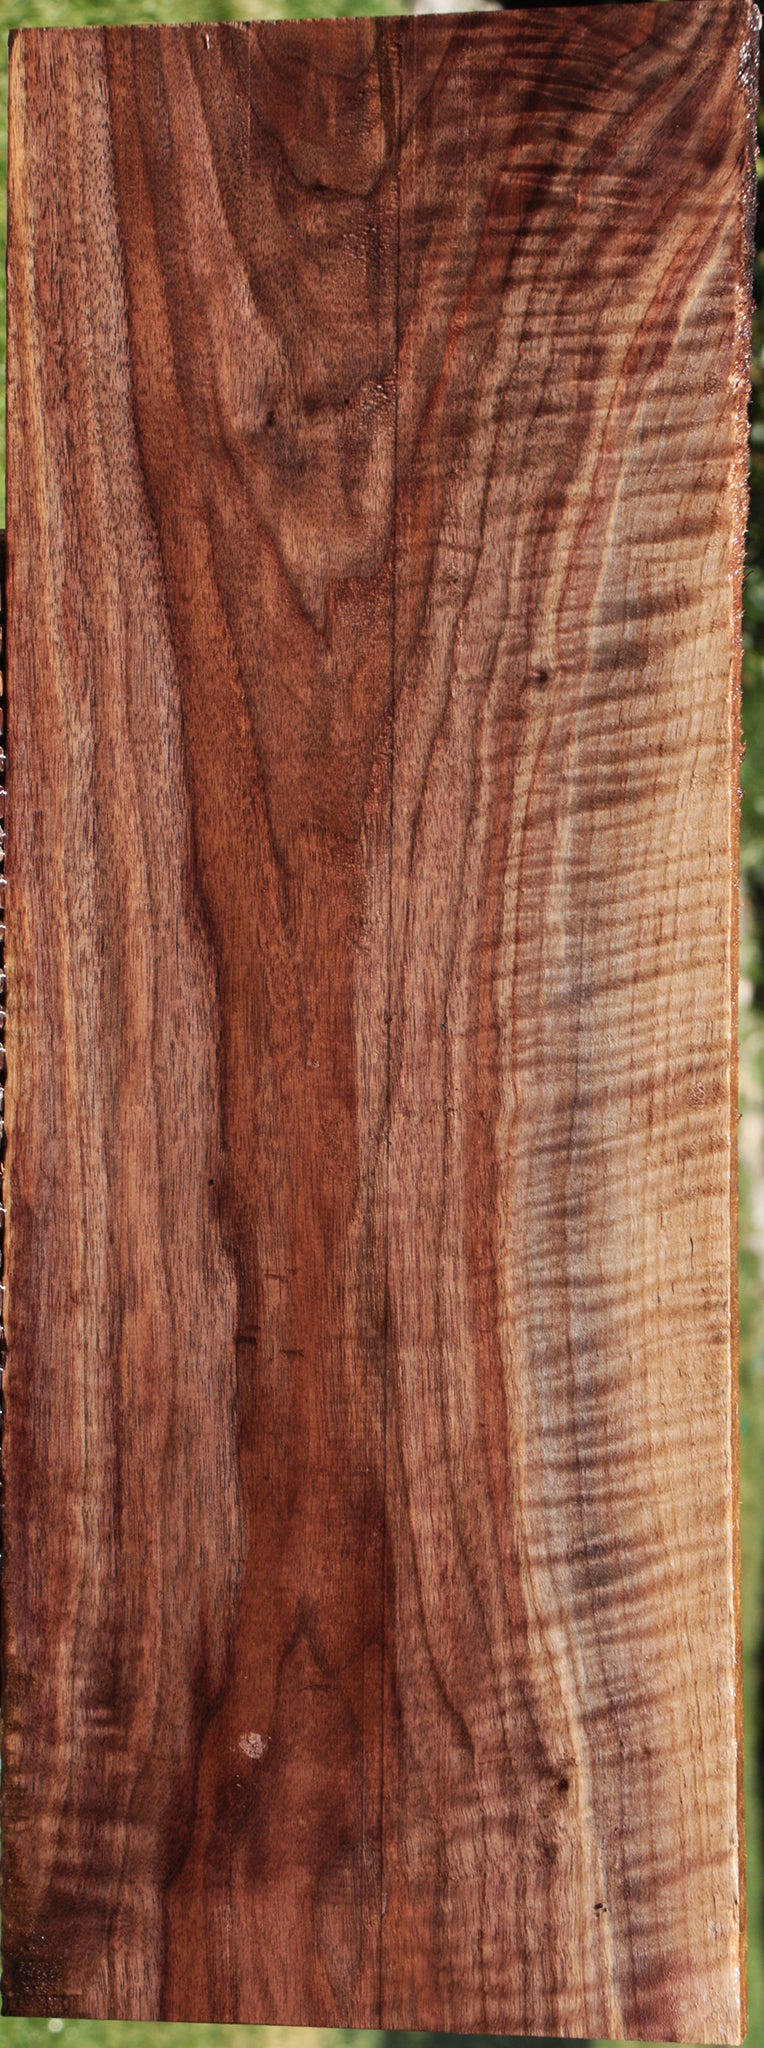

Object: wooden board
[2,4,755,2036]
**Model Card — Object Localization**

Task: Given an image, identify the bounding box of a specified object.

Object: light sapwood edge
[729,11,760,2033]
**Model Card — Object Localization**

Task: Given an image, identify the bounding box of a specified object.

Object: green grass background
[0,6,762,2048]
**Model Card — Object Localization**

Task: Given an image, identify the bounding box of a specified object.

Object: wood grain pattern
[2,5,754,2036]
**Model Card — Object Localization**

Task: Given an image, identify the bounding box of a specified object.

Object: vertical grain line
[379,20,402,2024]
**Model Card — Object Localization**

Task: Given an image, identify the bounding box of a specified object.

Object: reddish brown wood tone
[2,5,754,2036]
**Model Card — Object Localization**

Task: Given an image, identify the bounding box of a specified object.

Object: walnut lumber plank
[1,5,754,2037]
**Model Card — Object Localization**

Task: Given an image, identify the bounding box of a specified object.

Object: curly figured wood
[2,4,754,2038]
